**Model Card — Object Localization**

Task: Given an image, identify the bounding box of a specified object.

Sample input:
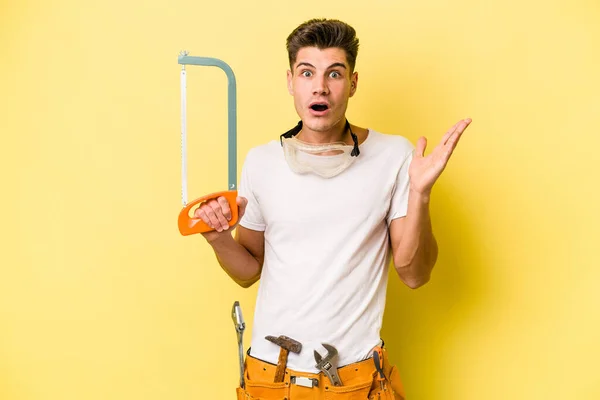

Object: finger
[441,121,462,145]
[203,203,223,230]
[446,119,472,149]
[194,205,214,229]
[446,128,464,150]
[217,196,232,221]
[415,137,427,157]
[454,118,472,135]
[208,199,230,231]
[443,118,472,149]
[237,196,248,220]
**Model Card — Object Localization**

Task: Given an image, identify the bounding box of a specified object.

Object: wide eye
[301,70,312,77]
[329,71,341,78]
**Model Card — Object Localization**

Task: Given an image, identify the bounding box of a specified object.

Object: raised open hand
[409,118,472,195]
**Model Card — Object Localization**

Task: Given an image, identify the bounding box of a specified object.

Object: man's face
[287,47,358,134]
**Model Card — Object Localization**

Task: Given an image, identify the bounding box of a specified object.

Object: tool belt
[236,347,405,400]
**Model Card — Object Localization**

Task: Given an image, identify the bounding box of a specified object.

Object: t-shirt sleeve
[238,150,266,231]
[386,149,413,225]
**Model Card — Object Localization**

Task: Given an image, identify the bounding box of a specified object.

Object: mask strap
[280,121,303,145]
[346,120,360,157]
[280,119,360,157]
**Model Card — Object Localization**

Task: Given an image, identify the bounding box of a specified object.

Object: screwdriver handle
[373,346,385,381]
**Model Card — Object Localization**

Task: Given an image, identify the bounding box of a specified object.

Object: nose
[312,75,329,95]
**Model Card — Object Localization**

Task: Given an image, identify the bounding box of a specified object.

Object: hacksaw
[177,51,238,236]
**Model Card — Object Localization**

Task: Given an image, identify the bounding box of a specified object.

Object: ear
[349,71,358,97]
[287,70,294,95]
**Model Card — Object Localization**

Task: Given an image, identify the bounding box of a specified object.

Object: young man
[196,18,471,400]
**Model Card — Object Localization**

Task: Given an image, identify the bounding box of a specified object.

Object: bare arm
[196,196,265,288]
[389,191,438,289]
[389,118,471,289]
[208,226,264,288]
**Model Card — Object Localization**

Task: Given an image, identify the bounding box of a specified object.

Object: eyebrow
[295,62,347,70]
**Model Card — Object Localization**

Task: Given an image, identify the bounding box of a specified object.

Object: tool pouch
[237,349,406,400]
[236,357,289,400]
[370,348,405,400]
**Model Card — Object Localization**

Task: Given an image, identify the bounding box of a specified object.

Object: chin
[303,116,343,132]
[304,121,329,132]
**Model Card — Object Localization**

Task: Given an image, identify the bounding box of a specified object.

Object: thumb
[236,196,248,220]
[415,137,427,157]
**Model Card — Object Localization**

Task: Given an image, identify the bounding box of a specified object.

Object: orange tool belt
[236,347,405,400]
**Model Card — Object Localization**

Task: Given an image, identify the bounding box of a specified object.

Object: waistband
[246,350,378,387]
[247,339,385,371]
[245,340,389,399]
[240,341,403,399]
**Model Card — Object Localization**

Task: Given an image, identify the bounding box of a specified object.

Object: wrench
[231,301,245,389]
[314,343,343,387]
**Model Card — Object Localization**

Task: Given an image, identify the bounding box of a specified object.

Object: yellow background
[1,0,599,399]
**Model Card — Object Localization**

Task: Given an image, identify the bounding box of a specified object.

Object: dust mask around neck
[279,120,360,179]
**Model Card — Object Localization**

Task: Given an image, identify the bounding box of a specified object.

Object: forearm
[208,233,262,287]
[393,189,438,288]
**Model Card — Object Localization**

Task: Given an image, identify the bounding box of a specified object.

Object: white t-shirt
[238,129,414,372]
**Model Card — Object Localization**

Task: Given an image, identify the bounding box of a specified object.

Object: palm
[409,119,472,194]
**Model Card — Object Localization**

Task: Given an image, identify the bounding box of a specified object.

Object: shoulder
[243,140,281,165]
[368,129,413,147]
[365,129,414,159]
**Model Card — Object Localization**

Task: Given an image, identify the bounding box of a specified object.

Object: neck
[297,119,349,144]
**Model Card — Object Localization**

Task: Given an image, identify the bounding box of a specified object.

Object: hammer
[265,335,302,382]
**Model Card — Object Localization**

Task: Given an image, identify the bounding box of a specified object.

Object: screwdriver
[373,346,385,390]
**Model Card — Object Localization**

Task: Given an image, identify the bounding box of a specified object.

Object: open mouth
[310,103,329,112]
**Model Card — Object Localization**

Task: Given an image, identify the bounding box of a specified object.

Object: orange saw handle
[178,190,239,236]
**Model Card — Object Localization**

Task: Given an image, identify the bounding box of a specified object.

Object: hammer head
[265,335,302,354]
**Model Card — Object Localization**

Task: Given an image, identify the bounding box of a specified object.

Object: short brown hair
[286,18,360,72]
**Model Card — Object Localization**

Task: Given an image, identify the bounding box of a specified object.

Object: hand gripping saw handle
[177,51,238,236]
